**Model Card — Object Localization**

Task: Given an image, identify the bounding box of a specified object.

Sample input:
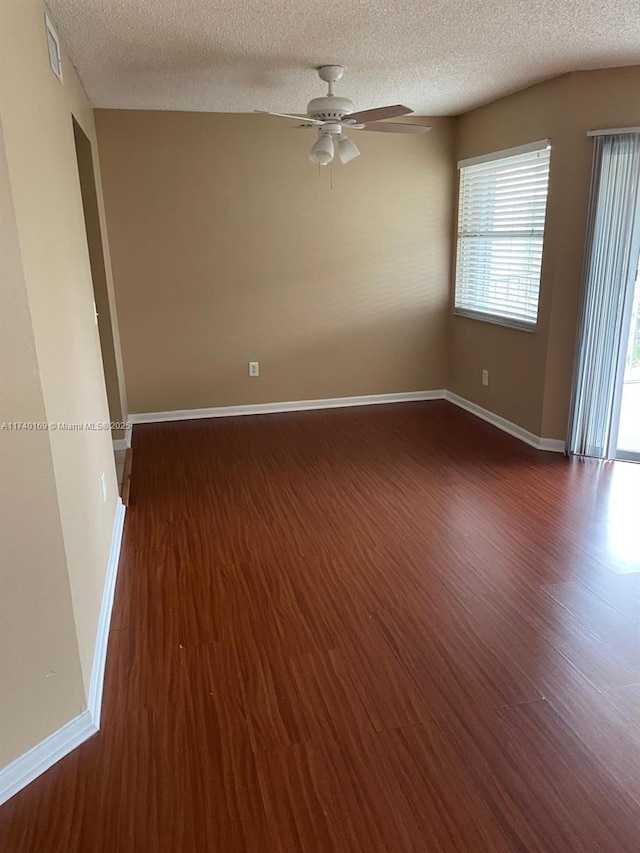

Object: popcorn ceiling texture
[48,0,640,115]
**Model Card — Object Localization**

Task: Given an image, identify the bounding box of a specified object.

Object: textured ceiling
[48,0,640,116]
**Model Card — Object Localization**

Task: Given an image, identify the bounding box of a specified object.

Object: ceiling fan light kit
[256,66,431,167]
[309,132,334,166]
[337,133,360,164]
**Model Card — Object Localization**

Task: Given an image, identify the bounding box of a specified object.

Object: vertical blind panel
[568,133,640,458]
[455,147,551,326]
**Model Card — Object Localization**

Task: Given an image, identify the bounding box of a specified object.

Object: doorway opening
[72,118,130,498]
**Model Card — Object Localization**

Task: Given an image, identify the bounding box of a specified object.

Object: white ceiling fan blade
[346,105,412,124]
[254,110,323,124]
[357,122,431,134]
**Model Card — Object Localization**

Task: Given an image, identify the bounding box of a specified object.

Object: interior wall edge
[0,0,126,703]
[0,497,126,806]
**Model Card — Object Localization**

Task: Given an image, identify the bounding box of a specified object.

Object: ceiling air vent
[45,14,63,83]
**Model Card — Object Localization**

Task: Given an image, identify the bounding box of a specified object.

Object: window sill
[453,308,537,333]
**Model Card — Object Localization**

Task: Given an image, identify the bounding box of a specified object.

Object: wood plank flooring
[2,401,640,852]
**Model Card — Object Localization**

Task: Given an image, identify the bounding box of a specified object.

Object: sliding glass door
[568,131,640,461]
[614,259,640,461]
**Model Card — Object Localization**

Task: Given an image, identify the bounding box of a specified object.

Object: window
[454,140,551,330]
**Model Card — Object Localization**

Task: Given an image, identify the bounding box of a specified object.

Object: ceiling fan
[255,66,431,166]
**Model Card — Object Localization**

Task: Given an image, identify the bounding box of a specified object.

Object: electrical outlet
[482,369,489,387]
[248,361,259,377]
[100,472,107,503]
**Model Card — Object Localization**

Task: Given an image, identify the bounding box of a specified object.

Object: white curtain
[568,133,640,458]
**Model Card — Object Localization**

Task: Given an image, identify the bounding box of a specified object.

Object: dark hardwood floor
[2,401,640,851]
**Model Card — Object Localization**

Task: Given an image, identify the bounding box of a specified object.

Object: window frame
[453,139,551,333]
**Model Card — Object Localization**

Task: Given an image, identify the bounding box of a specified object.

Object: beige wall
[97,71,640,435]
[0,118,85,768]
[95,111,455,414]
[450,67,640,439]
[0,0,124,767]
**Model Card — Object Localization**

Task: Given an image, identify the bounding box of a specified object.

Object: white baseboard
[87,498,126,729]
[0,712,97,806]
[128,389,565,452]
[128,389,447,424]
[537,437,566,453]
[444,391,565,452]
[0,498,126,805]
[112,430,132,451]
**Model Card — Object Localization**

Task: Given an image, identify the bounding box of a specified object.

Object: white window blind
[455,143,551,329]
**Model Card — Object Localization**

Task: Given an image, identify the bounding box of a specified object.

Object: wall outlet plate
[248,361,259,377]
[482,369,489,386]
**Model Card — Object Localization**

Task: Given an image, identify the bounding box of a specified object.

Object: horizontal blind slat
[455,145,550,326]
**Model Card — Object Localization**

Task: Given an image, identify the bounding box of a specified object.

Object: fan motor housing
[306,96,354,121]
